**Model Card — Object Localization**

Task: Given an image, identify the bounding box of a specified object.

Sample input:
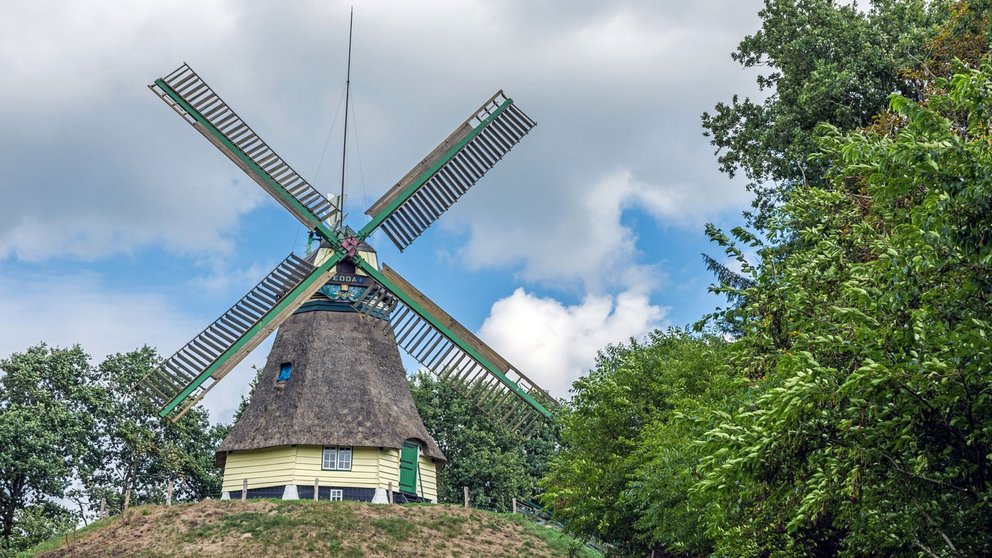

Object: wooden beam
[365,122,473,218]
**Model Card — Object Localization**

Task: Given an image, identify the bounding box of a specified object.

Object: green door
[399,441,419,494]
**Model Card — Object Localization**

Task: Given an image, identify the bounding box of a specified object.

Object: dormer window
[277,362,292,383]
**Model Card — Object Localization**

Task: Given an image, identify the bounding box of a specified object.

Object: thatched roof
[217,306,445,465]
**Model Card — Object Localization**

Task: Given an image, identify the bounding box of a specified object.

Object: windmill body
[141,63,558,502]
[218,243,445,502]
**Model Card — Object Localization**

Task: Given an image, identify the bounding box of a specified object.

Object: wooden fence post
[99,498,106,520]
[314,478,319,502]
[512,497,517,514]
[166,479,174,506]
[242,479,248,502]
[387,481,393,504]
[123,489,131,512]
[463,486,469,508]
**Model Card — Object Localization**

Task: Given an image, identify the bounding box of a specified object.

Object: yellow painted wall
[418,455,438,502]
[292,446,379,488]
[222,444,440,503]
[221,446,297,492]
[377,448,400,489]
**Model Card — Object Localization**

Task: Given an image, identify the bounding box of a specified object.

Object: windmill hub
[140,63,558,504]
[341,236,360,257]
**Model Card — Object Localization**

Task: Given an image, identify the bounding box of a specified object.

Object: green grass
[18,515,119,557]
[420,511,467,538]
[511,516,603,558]
[370,517,416,541]
[186,500,364,548]
[22,500,600,558]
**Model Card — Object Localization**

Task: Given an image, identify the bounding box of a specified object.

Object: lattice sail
[349,265,556,437]
[150,63,337,230]
[364,91,536,251]
[138,254,317,420]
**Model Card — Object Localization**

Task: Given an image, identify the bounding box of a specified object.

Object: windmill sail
[349,262,556,437]
[139,252,341,420]
[145,62,551,439]
[361,91,536,251]
[149,64,338,232]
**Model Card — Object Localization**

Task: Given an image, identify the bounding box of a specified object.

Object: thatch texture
[217,307,445,464]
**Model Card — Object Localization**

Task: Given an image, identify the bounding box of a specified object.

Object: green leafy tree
[702,0,948,227]
[697,60,992,556]
[1,503,75,558]
[86,347,225,512]
[0,343,226,553]
[410,372,558,511]
[541,329,733,555]
[0,345,101,553]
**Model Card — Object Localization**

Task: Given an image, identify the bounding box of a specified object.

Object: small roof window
[276,362,292,383]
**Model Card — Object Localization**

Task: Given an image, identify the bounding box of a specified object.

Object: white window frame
[329,489,343,501]
[337,447,352,470]
[322,446,336,470]
[321,446,353,471]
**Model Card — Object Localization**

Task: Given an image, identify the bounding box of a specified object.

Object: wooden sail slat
[137,252,318,414]
[360,92,535,252]
[150,64,336,227]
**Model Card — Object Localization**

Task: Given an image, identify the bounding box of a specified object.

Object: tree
[702,0,948,228]
[540,329,733,555]
[410,372,558,511]
[2,503,74,557]
[85,347,225,513]
[696,60,992,556]
[0,345,99,554]
[0,344,226,553]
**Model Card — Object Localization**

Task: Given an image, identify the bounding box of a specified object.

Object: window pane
[337,447,352,470]
[330,489,343,501]
[322,447,337,470]
[277,362,292,382]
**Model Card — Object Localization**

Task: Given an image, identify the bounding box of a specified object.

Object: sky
[0,0,764,424]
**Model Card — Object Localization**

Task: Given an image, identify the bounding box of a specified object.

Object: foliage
[540,329,733,555]
[542,55,992,558]
[2,503,75,558]
[0,345,98,554]
[0,344,224,553]
[696,60,992,556]
[900,0,992,91]
[702,0,948,227]
[410,372,558,512]
[85,347,226,514]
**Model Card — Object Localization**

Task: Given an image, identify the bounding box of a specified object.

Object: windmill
[140,62,558,503]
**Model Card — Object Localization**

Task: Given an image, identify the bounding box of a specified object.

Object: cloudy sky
[0,0,763,423]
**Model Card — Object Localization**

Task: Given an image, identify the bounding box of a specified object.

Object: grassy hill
[25,500,601,557]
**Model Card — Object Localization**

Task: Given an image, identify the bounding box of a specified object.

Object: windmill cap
[304,239,378,269]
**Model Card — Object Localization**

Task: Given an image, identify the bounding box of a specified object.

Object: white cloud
[477,286,667,397]
[456,169,720,291]
[0,0,758,267]
[0,0,766,416]
[0,273,264,424]
[0,0,260,261]
[189,259,276,298]
[0,273,191,362]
